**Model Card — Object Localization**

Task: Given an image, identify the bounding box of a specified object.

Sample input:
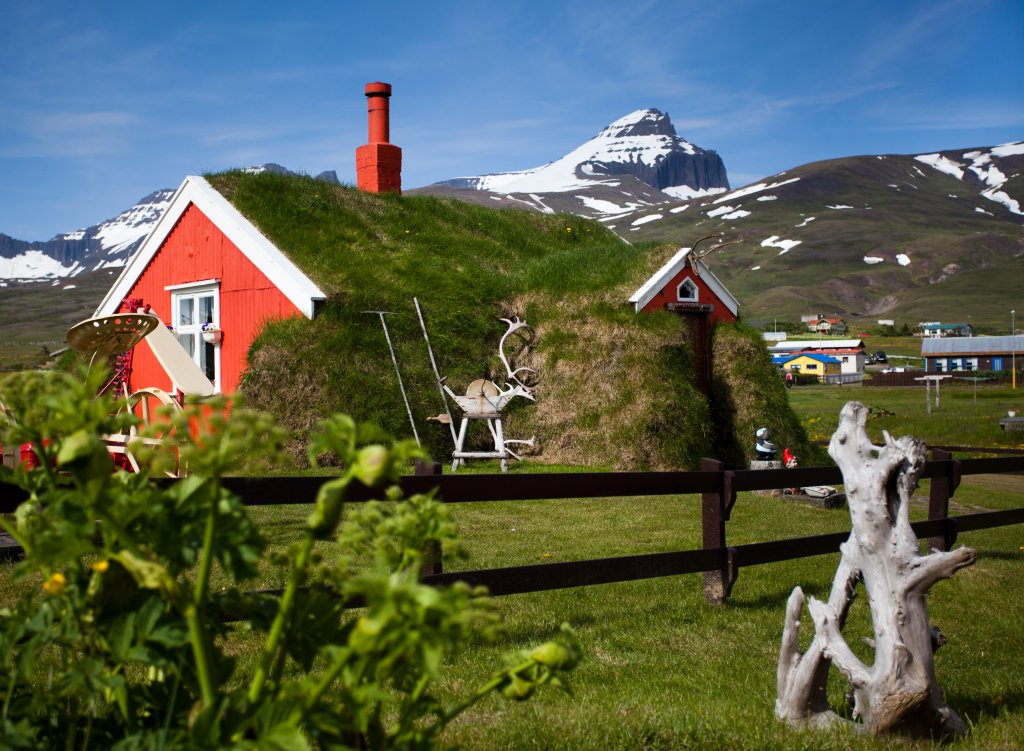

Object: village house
[767,339,866,377]
[804,314,847,335]
[922,334,1023,374]
[93,83,402,396]
[919,322,974,338]
[771,352,842,382]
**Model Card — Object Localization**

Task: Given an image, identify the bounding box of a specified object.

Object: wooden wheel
[109,388,187,477]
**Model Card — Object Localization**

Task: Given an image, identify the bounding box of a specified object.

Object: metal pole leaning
[414,297,458,444]
[363,311,420,446]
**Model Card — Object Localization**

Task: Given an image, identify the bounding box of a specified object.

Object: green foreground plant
[0,369,579,749]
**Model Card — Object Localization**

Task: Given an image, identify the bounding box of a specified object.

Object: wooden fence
[864,372,1011,387]
[5,450,1021,607]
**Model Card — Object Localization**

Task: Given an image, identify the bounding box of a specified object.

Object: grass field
[2,384,1021,748]
[228,468,1023,750]
[787,382,1024,452]
[235,383,1024,748]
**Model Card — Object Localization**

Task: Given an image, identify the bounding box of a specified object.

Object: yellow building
[775,353,842,381]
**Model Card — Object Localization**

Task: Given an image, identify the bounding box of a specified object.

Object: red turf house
[628,246,740,396]
[94,82,402,396]
[94,176,326,395]
[628,246,739,325]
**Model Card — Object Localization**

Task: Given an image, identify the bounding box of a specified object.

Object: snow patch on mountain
[707,205,738,217]
[915,154,964,179]
[863,256,884,264]
[631,214,663,226]
[990,142,1024,157]
[914,142,1024,215]
[714,177,800,203]
[663,185,725,200]
[762,236,802,254]
[0,251,79,279]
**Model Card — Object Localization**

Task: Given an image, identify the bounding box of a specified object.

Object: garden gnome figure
[755,427,777,460]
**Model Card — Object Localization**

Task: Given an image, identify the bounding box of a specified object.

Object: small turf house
[628,246,739,325]
[94,175,326,394]
[629,245,740,395]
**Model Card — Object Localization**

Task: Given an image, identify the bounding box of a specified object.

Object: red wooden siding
[639,269,737,326]
[122,203,303,394]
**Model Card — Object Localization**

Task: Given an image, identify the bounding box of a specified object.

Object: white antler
[688,234,742,273]
[498,317,537,391]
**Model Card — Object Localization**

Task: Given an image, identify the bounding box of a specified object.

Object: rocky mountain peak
[600,108,677,139]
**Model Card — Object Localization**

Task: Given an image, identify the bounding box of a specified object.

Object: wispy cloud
[856,0,978,77]
[0,110,141,158]
[872,103,1024,132]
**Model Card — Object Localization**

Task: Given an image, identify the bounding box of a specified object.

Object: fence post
[701,457,737,604]
[927,448,961,552]
[415,459,444,575]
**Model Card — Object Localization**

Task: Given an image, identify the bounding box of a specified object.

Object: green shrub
[0,369,579,749]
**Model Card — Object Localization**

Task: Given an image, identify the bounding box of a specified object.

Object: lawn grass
[2,383,1021,748]
[786,382,1024,452]
[204,474,1023,750]
[3,493,1021,750]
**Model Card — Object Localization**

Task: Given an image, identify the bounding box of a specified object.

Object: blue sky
[1,0,1021,241]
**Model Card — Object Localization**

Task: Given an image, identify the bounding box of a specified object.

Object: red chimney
[356,82,402,194]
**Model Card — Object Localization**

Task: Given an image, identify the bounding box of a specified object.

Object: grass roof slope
[208,171,811,469]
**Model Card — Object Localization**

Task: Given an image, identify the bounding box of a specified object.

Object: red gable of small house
[628,246,739,326]
[95,176,326,395]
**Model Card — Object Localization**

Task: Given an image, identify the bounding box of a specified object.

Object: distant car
[872,351,888,364]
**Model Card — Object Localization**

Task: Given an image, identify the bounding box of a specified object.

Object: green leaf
[56,428,94,466]
[114,551,183,605]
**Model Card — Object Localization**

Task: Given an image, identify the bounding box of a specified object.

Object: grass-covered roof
[206,170,814,469]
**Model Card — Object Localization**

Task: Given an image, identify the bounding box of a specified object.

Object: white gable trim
[769,339,865,352]
[95,175,326,318]
[628,246,740,316]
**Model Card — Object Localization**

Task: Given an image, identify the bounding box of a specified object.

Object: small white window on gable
[168,280,221,393]
[676,277,698,302]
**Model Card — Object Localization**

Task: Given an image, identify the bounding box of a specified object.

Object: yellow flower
[92,560,109,573]
[43,572,66,595]
[542,552,552,558]
[565,227,572,232]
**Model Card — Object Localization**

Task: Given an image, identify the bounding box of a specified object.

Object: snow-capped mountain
[0,189,174,283]
[412,108,729,217]
[613,140,1024,322]
[0,164,340,285]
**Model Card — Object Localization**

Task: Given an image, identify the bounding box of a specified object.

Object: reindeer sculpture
[437,317,537,471]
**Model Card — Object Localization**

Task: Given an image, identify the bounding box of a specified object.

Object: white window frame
[676,277,698,302]
[166,280,221,393]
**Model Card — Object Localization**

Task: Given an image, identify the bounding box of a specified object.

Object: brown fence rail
[2,453,1023,606]
[864,372,1012,387]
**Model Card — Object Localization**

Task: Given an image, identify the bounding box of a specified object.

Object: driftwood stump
[775,401,976,739]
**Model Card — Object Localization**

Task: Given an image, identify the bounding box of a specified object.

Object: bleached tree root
[775,401,976,740]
